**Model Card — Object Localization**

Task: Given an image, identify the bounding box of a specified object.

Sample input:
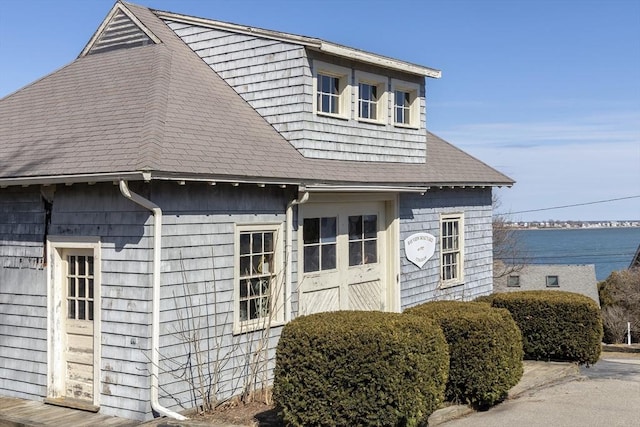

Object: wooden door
[62,250,95,402]
[299,202,386,315]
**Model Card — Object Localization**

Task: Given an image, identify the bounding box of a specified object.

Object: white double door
[298,201,390,315]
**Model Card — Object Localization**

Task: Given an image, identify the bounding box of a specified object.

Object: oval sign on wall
[404,232,436,269]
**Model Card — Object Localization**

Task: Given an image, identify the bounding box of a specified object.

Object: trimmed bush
[273,311,449,427]
[487,291,603,364]
[405,301,523,408]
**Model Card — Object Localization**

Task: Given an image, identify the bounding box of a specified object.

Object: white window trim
[355,70,388,125]
[391,78,420,129]
[233,223,285,334]
[439,213,465,288]
[313,60,352,120]
[46,236,102,408]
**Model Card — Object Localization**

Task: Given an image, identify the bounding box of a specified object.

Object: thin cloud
[436,111,640,149]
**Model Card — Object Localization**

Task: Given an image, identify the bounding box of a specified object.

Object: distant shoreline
[509,225,640,231]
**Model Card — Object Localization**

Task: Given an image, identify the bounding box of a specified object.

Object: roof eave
[153,10,440,78]
[0,172,148,188]
[317,43,441,78]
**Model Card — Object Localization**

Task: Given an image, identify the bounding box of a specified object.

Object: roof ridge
[136,45,171,171]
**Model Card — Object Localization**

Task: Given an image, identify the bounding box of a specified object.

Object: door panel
[299,201,386,314]
[299,287,340,315]
[348,280,384,311]
[62,250,95,402]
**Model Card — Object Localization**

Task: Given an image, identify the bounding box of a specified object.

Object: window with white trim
[355,71,387,124]
[391,79,420,128]
[440,214,464,286]
[235,224,283,332]
[314,61,351,119]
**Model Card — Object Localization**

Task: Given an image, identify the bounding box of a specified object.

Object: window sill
[393,122,420,130]
[357,118,387,126]
[440,279,464,289]
[316,111,350,121]
[233,319,285,335]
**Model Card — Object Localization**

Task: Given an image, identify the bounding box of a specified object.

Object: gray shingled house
[493,263,600,305]
[0,1,513,421]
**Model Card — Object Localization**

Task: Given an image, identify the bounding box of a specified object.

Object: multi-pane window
[348,215,378,266]
[441,215,463,284]
[394,90,411,125]
[238,230,276,323]
[303,217,337,273]
[67,255,94,321]
[358,83,378,120]
[317,74,341,115]
[546,275,559,287]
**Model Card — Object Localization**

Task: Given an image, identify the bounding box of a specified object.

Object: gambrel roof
[0,1,513,190]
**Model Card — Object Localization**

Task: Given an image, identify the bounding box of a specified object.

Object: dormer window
[314,61,350,120]
[394,90,411,124]
[318,74,340,114]
[359,83,377,119]
[392,79,419,128]
[356,71,387,125]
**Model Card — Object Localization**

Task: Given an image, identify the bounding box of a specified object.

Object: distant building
[494,263,600,306]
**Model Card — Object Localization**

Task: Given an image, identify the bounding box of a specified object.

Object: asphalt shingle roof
[0,1,513,188]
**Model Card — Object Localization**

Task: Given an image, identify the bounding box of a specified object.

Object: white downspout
[285,190,310,320]
[118,180,187,421]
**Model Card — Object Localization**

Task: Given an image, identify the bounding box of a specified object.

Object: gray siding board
[0,188,45,267]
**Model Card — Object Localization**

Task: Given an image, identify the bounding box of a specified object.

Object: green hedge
[486,291,603,364]
[405,301,523,408]
[273,311,449,426]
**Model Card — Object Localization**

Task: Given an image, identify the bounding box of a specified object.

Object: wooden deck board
[0,396,137,426]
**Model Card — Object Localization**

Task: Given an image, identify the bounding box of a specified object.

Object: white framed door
[47,238,101,410]
[298,199,396,315]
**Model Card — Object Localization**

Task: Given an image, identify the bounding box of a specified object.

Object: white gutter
[0,172,146,188]
[304,184,430,193]
[118,180,187,421]
[285,190,310,321]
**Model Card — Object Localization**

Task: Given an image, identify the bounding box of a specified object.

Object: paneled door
[61,250,95,403]
[299,201,387,315]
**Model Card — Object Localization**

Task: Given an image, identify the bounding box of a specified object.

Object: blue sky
[1,0,639,221]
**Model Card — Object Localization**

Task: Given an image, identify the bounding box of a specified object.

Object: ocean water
[512,228,640,282]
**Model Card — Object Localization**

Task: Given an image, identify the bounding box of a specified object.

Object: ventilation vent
[87,9,154,55]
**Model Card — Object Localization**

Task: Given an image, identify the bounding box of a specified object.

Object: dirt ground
[193,401,279,427]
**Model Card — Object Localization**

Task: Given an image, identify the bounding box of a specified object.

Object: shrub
[405,301,523,408]
[598,269,640,343]
[488,291,603,364]
[273,311,449,427]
